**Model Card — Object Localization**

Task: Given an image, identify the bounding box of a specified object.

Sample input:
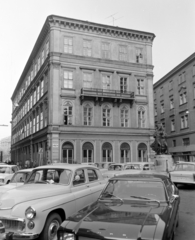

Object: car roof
[176,162,195,165]
[111,172,169,182]
[17,168,33,172]
[35,163,98,170]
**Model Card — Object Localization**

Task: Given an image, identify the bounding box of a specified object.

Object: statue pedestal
[154,155,174,172]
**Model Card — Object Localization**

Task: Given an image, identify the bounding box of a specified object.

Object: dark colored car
[57,172,180,240]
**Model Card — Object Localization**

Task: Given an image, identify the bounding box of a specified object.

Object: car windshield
[125,164,141,170]
[10,172,31,183]
[100,179,166,201]
[26,168,72,185]
[175,164,195,171]
[0,167,11,174]
[108,165,123,171]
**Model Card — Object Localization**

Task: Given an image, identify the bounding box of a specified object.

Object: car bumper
[3,232,39,240]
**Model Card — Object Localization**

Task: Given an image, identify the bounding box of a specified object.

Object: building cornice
[48,15,155,43]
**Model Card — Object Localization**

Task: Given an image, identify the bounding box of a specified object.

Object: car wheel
[39,213,62,240]
[6,180,10,184]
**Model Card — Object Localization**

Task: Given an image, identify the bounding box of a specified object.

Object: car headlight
[25,207,36,220]
[58,233,75,240]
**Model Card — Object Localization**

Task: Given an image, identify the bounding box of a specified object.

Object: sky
[0,0,194,140]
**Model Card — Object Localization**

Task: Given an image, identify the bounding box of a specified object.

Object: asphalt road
[175,184,195,240]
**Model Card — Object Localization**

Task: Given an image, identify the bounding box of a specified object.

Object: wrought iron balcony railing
[80,88,134,107]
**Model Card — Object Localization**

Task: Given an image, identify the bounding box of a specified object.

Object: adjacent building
[154,53,195,162]
[11,15,155,166]
[0,136,11,162]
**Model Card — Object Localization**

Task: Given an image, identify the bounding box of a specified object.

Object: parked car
[0,168,33,195]
[0,164,107,240]
[57,172,180,240]
[102,163,143,178]
[0,164,19,185]
[170,161,195,186]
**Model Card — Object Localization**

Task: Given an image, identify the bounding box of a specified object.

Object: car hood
[0,184,69,209]
[61,200,168,240]
[0,183,23,193]
[0,174,10,179]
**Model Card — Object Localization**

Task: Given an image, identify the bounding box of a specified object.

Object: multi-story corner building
[11,15,155,166]
[0,136,11,162]
[154,53,195,162]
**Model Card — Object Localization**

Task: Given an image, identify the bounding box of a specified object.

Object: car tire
[6,180,10,184]
[39,213,62,240]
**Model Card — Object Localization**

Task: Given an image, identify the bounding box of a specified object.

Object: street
[175,184,195,240]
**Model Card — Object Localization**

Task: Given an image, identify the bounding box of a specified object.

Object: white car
[0,168,33,195]
[170,162,195,185]
[0,165,19,185]
[0,164,107,240]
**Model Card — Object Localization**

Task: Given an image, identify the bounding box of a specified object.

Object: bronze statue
[150,123,168,155]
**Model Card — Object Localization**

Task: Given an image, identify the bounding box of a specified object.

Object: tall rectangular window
[33,90,36,105]
[181,115,188,129]
[31,70,33,81]
[138,108,145,128]
[119,45,127,61]
[102,108,111,126]
[34,63,37,76]
[193,65,195,76]
[102,75,111,90]
[137,79,145,95]
[120,77,127,93]
[170,98,174,109]
[36,115,39,131]
[29,120,32,134]
[173,140,176,147]
[183,138,190,146]
[40,111,43,129]
[136,48,143,63]
[120,107,128,127]
[27,122,29,136]
[30,95,32,109]
[46,41,49,56]
[83,40,92,57]
[102,42,110,59]
[64,37,73,54]
[64,105,73,125]
[33,117,36,133]
[37,85,40,101]
[27,99,30,112]
[83,105,92,126]
[161,103,164,113]
[41,49,44,64]
[41,79,44,97]
[37,57,40,71]
[83,73,92,88]
[171,119,175,131]
[169,80,173,90]
[64,71,73,88]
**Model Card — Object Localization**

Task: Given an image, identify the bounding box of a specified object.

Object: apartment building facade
[154,53,195,162]
[11,15,155,166]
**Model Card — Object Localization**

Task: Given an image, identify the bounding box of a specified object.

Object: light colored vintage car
[102,163,143,178]
[0,164,19,185]
[0,164,107,240]
[0,168,33,194]
[170,161,195,185]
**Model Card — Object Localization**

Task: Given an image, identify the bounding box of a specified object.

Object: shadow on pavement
[176,184,195,191]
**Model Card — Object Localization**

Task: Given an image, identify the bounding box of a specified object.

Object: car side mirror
[169,194,179,204]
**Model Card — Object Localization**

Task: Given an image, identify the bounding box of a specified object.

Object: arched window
[62,142,74,164]
[102,142,113,162]
[82,142,94,163]
[63,102,73,125]
[120,105,129,127]
[120,143,130,163]
[83,103,93,126]
[102,104,111,127]
[138,143,148,162]
[138,106,146,128]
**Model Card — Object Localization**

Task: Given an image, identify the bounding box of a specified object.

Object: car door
[179,164,195,183]
[71,168,93,212]
[170,164,183,183]
[165,179,180,239]
[86,168,106,202]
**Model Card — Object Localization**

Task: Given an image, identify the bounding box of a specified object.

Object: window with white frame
[64,70,73,88]
[63,102,73,125]
[36,114,39,131]
[120,106,129,127]
[33,90,36,105]
[161,103,164,113]
[38,57,40,71]
[154,108,157,117]
[31,70,33,81]
[41,79,44,97]
[83,72,92,88]
[138,106,146,128]
[120,77,127,93]
[33,117,36,133]
[34,63,37,76]
[46,41,49,56]
[28,75,31,86]
[102,104,111,127]
[169,80,173,90]
[41,49,44,64]
[102,74,111,90]
[83,40,92,57]
[170,98,174,109]
[120,143,130,163]
[30,95,32,109]
[27,99,30,112]
[64,37,73,54]
[102,42,110,59]
[40,111,43,129]
[137,78,145,95]
[83,103,93,126]
[24,124,26,138]
[136,48,143,63]
[179,92,187,105]
[119,45,127,61]
[29,120,32,134]
[37,84,40,101]
[171,119,175,131]
[181,115,188,129]
[27,122,29,136]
